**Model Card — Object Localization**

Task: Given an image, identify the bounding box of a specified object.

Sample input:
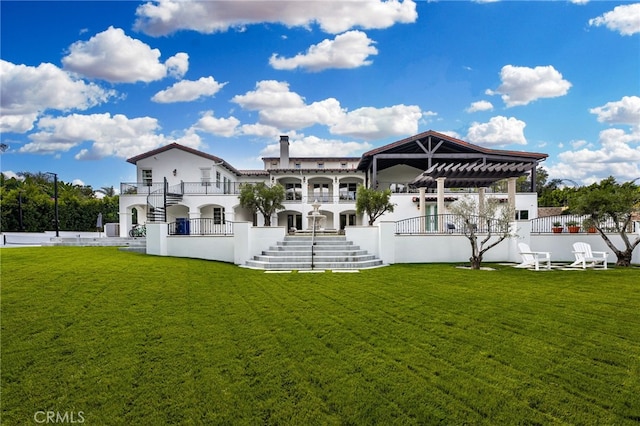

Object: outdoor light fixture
[173,169,177,176]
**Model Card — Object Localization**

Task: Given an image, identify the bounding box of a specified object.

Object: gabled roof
[126,143,241,175]
[357,130,547,172]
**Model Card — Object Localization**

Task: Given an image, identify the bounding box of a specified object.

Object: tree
[0,172,119,232]
[448,196,515,270]
[355,185,395,226]
[238,182,285,226]
[568,177,640,267]
[96,186,117,197]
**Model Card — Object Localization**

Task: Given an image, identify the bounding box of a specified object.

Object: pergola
[357,130,548,219]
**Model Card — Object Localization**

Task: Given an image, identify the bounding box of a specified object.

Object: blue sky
[1,0,639,190]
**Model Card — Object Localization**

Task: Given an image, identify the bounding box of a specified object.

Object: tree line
[0,172,119,232]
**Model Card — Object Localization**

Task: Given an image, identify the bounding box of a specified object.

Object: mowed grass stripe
[1,247,639,424]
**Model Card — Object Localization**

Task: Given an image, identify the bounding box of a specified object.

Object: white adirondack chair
[571,242,608,269]
[516,242,551,270]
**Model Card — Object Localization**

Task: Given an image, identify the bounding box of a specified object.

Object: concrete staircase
[245,235,384,270]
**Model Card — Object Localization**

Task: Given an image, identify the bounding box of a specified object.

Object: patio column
[419,187,426,232]
[478,187,486,214]
[437,177,446,232]
[507,177,517,219]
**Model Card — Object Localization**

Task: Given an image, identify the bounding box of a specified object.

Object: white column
[478,187,486,215]
[437,177,446,232]
[419,187,426,232]
[507,177,517,219]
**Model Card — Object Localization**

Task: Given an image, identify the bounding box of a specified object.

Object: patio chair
[515,242,551,271]
[570,242,608,269]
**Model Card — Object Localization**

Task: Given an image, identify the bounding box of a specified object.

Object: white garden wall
[146,221,640,266]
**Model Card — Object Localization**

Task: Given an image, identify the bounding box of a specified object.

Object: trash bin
[176,218,190,235]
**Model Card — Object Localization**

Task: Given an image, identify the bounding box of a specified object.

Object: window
[216,171,221,189]
[285,183,302,201]
[213,207,225,224]
[200,168,211,186]
[313,183,329,202]
[516,210,529,220]
[223,177,231,194]
[339,182,357,200]
[142,169,152,186]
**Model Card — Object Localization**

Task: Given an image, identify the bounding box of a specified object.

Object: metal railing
[395,214,509,235]
[531,215,633,234]
[120,182,165,195]
[121,181,263,196]
[168,218,234,236]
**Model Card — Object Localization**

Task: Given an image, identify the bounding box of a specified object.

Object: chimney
[279,135,289,168]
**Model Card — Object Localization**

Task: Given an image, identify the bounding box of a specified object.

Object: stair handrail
[146,179,165,222]
[146,178,186,222]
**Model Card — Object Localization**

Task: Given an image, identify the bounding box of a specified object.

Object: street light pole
[46,172,60,237]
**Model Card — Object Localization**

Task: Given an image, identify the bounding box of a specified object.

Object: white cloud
[165,52,189,79]
[570,139,589,149]
[487,65,572,107]
[61,27,188,83]
[466,116,527,146]
[134,0,417,36]
[193,111,240,137]
[589,96,640,127]
[465,100,494,113]
[259,135,372,158]
[1,171,24,181]
[232,80,344,129]
[17,112,201,160]
[589,3,640,36]
[239,123,282,139]
[0,60,115,133]
[152,77,227,103]
[547,127,640,184]
[232,80,307,110]
[437,130,462,140]
[270,30,378,72]
[330,105,423,139]
[232,80,424,140]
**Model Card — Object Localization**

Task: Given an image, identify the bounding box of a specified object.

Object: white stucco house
[120,130,571,268]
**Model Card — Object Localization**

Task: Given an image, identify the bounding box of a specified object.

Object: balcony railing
[121,181,263,196]
[395,214,509,235]
[168,218,234,236]
[531,215,634,234]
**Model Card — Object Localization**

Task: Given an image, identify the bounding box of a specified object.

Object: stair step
[245,259,383,270]
[272,244,361,251]
[263,249,368,256]
[247,234,383,270]
[253,254,377,262]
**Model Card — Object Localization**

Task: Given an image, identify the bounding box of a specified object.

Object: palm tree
[96,186,116,197]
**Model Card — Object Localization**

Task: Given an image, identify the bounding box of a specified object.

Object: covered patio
[357,130,548,225]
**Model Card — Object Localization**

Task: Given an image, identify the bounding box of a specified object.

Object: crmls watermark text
[33,411,85,424]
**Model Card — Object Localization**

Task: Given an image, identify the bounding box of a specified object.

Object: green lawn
[1,247,639,425]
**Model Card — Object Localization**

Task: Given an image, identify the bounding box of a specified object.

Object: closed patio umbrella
[96,213,103,234]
